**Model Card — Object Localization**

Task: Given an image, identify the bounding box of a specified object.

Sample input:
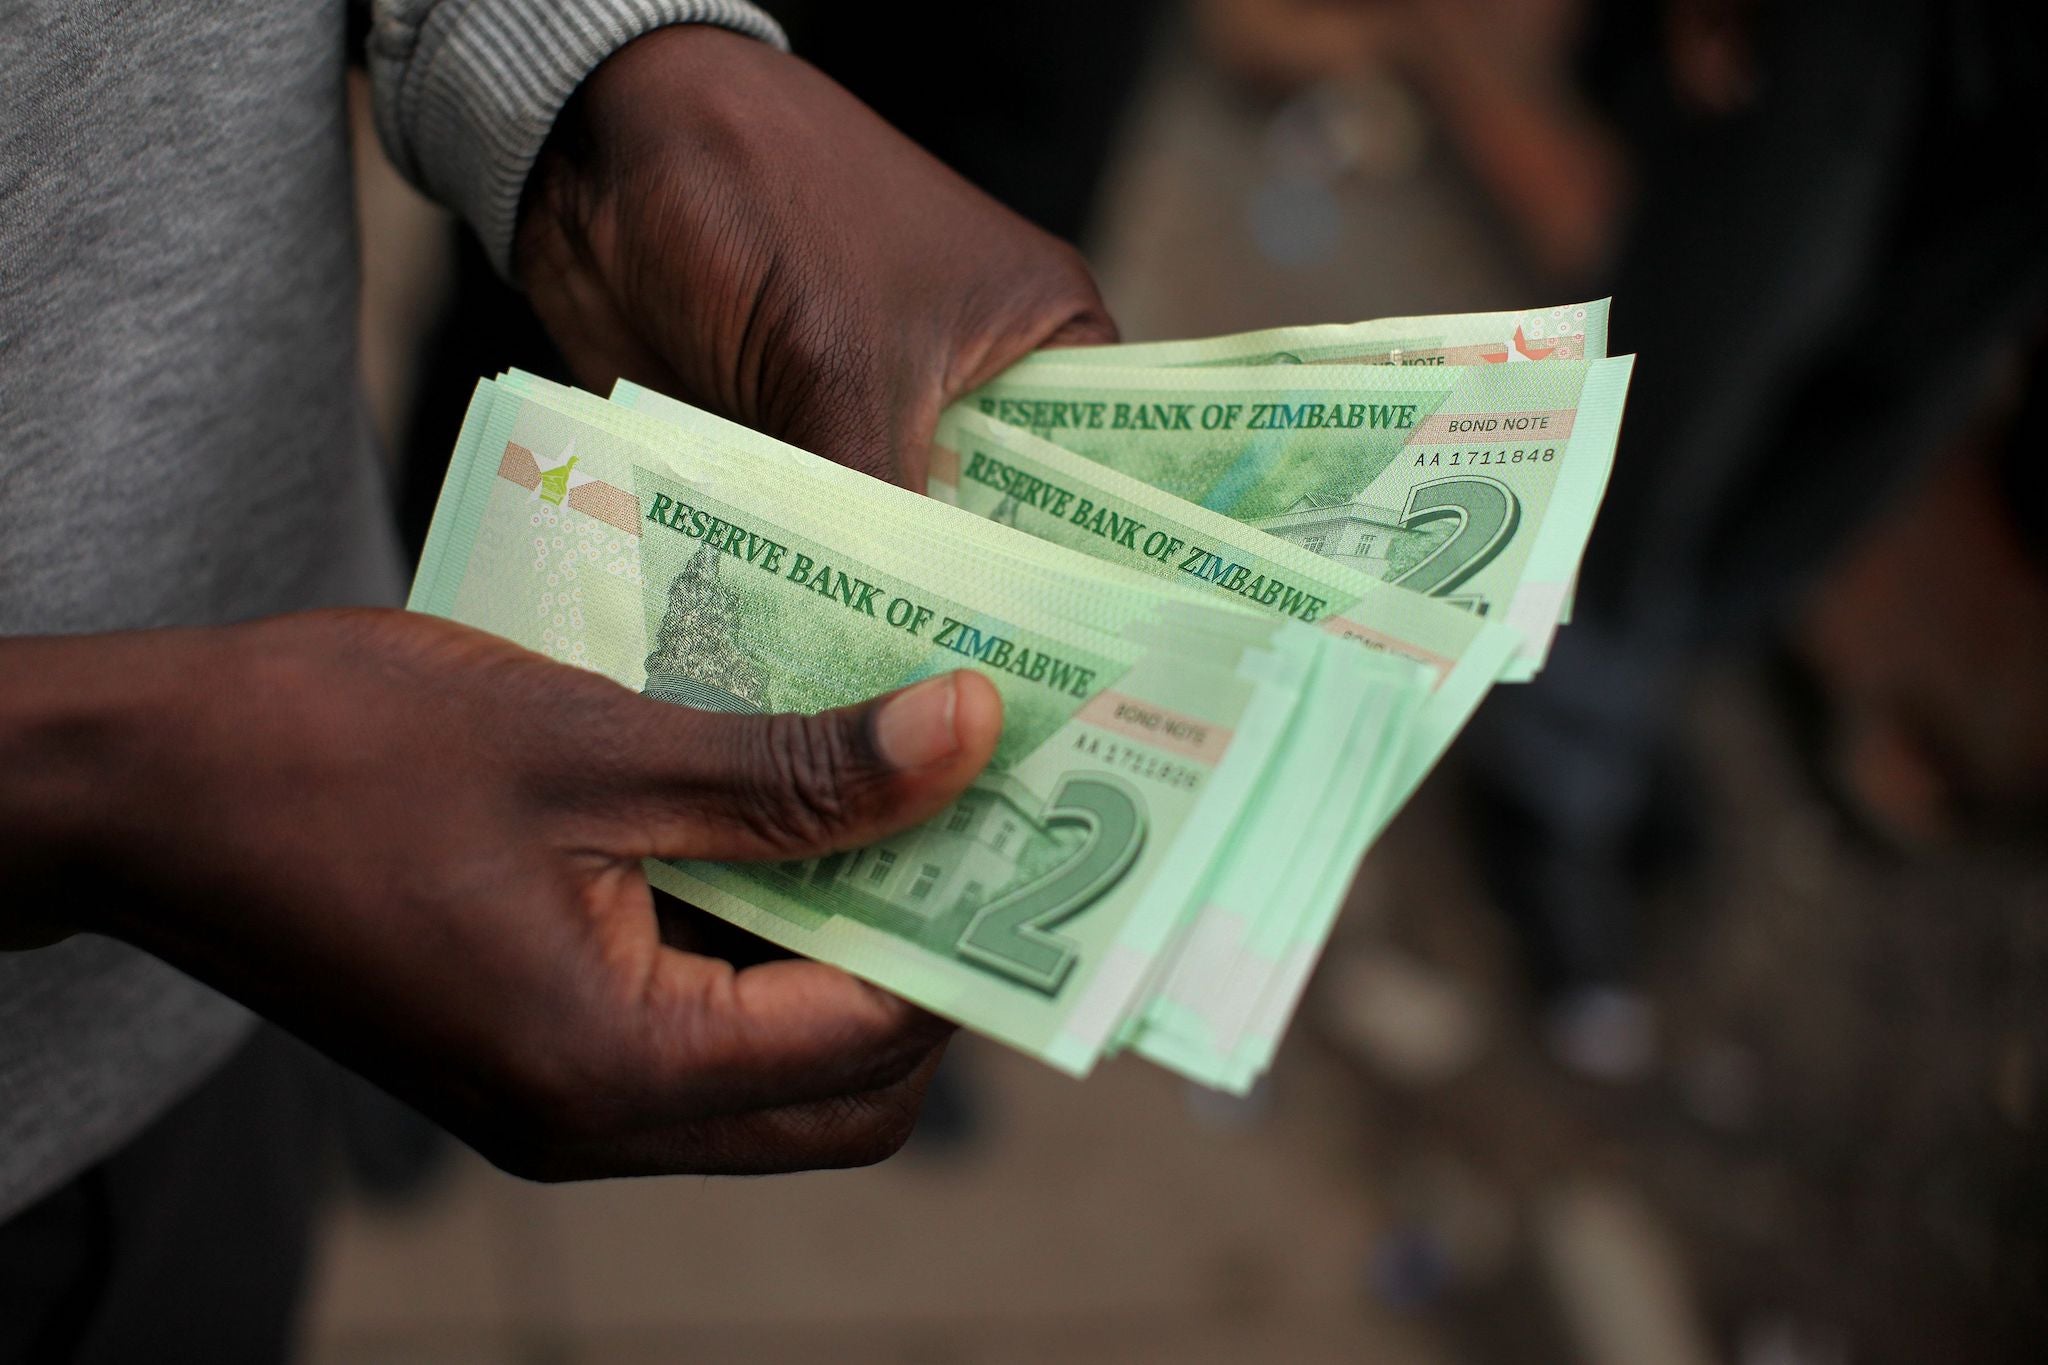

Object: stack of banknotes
[409,301,1634,1092]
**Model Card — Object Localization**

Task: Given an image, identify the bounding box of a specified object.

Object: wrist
[0,628,220,942]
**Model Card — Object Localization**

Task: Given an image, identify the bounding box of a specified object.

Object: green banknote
[919,409,1508,1079]
[413,379,1344,1076]
[602,376,1528,1083]
[1124,641,1420,1081]
[544,376,1466,1088]
[578,377,1277,644]
[928,407,1517,813]
[410,321,1632,1090]
[1031,299,1609,369]
[612,378,1502,712]
[953,356,1634,678]
[1031,300,1613,631]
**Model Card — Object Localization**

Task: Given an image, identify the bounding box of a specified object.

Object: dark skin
[0,24,1115,1178]
[516,25,1117,490]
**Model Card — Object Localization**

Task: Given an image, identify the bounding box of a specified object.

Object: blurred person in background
[0,3,1116,1359]
[1465,0,2048,1074]
[1211,0,2048,1073]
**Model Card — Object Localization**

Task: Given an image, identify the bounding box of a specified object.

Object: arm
[0,612,1000,1176]
[99,2,1102,1173]
[366,4,1115,488]
[514,25,1116,488]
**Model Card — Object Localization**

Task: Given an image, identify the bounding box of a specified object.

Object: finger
[497,1043,949,1181]
[943,244,1121,397]
[629,952,955,1117]
[895,262,1115,492]
[649,888,790,968]
[634,1042,949,1176]
[767,356,916,486]
[603,669,1002,864]
[1038,306,1121,350]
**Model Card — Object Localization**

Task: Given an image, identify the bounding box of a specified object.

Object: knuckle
[1043,242,1107,308]
[822,1090,926,1169]
[788,294,872,383]
[760,299,894,479]
[1054,240,1099,290]
[842,1018,951,1094]
[739,711,873,852]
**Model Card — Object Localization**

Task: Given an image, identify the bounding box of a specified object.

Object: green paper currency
[411,378,1418,1081]
[927,406,1517,812]
[401,302,1634,1094]
[953,354,1633,677]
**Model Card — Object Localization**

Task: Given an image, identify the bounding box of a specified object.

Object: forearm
[0,606,979,1179]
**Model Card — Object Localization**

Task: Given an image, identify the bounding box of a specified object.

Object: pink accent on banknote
[1319,616,1454,684]
[1368,337,1579,365]
[1407,409,1577,445]
[569,482,642,537]
[498,442,541,488]
[497,442,641,536]
[1077,691,1233,763]
[1479,325,1564,363]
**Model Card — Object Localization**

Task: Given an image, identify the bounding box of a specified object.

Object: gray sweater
[0,0,780,1221]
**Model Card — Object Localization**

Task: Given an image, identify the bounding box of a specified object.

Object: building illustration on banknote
[1247,493,1405,577]
[1247,493,1461,592]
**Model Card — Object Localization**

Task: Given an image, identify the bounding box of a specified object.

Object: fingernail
[873,674,961,771]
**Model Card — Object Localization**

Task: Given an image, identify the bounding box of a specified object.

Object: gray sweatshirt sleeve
[367,0,788,276]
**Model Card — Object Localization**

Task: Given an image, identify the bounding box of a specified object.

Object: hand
[514,24,1118,490]
[4,610,1001,1178]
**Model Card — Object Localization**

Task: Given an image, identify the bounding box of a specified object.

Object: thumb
[614,670,1003,863]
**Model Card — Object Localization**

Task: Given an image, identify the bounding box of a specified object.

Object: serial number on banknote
[1410,446,1560,469]
[1071,734,1203,792]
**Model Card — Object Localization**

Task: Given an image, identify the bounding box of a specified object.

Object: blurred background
[323,1,2048,1360]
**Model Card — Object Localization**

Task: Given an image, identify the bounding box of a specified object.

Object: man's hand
[513,24,1118,490]
[1,610,1000,1178]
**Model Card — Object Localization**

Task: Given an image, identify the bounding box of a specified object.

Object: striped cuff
[367,0,787,277]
